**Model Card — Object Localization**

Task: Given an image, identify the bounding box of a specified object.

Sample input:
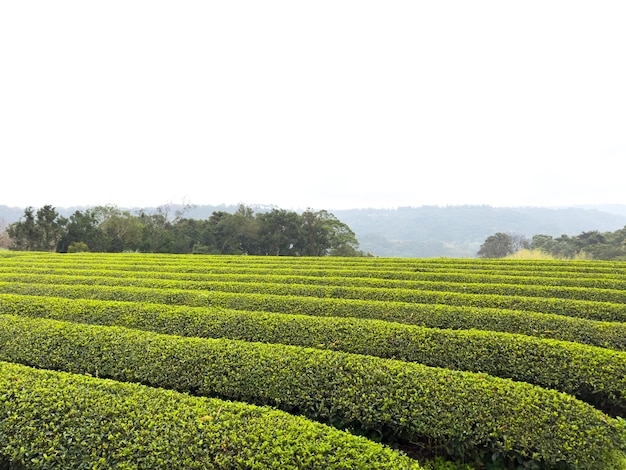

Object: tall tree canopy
[479,226,626,260]
[4,204,367,256]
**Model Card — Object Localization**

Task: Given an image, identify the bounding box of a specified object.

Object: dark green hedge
[0,314,624,468]
[0,361,418,469]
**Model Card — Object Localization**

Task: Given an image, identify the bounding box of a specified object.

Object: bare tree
[509,232,530,252]
[0,218,10,249]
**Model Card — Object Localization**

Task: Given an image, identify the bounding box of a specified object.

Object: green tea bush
[3,278,626,329]
[3,272,626,321]
[0,361,418,469]
[0,314,624,468]
[1,294,625,414]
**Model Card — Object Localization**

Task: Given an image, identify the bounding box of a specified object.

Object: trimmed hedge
[4,271,626,306]
[0,361,418,469]
[3,263,626,292]
[2,280,626,325]
[0,314,624,468]
[0,274,626,322]
[1,255,625,277]
[1,293,621,353]
[3,252,626,277]
[1,294,625,415]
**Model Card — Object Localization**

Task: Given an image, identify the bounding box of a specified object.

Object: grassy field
[0,252,625,469]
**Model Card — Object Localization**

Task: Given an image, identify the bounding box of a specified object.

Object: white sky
[1,1,625,211]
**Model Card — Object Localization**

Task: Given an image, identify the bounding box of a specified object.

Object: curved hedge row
[3,262,626,292]
[2,279,626,324]
[0,314,624,468]
[3,292,625,352]
[3,271,626,306]
[1,294,625,415]
[0,361,418,469]
[3,251,626,272]
[3,268,626,303]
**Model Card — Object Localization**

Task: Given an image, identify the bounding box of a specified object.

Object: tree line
[4,204,368,256]
[477,226,626,260]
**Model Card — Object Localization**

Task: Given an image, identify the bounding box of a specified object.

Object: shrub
[0,314,624,468]
[0,361,418,469]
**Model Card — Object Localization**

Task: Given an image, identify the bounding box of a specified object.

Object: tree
[477,232,514,258]
[509,233,530,253]
[300,209,332,256]
[257,209,302,256]
[169,218,214,254]
[93,205,144,252]
[530,234,555,253]
[7,206,66,251]
[58,209,105,252]
[138,211,174,253]
[208,211,242,254]
[7,207,39,250]
[3,203,365,257]
[36,205,67,251]
[0,219,10,249]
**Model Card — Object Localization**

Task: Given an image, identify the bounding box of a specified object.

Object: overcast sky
[1,1,624,211]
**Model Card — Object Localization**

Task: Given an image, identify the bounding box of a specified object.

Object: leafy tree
[530,234,555,253]
[7,206,65,251]
[5,203,365,257]
[36,205,67,251]
[58,209,105,252]
[170,218,215,254]
[478,232,529,258]
[7,207,38,251]
[551,235,579,259]
[529,227,626,260]
[477,232,514,258]
[323,213,363,256]
[230,205,260,255]
[208,211,243,254]
[300,209,335,256]
[138,212,174,253]
[257,209,302,256]
[93,205,144,252]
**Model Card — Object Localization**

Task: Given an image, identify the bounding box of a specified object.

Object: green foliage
[57,209,105,252]
[2,293,625,415]
[477,233,522,258]
[3,253,626,468]
[481,226,626,261]
[0,361,418,469]
[6,205,66,251]
[4,278,626,349]
[67,241,89,253]
[3,270,626,322]
[530,226,626,260]
[0,314,624,468]
[5,205,364,256]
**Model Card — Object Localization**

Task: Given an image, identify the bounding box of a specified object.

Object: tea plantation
[1,252,625,469]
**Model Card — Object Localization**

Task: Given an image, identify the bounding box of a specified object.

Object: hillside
[334,205,626,257]
[2,204,626,257]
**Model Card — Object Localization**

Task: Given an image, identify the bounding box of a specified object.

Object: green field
[1,252,625,469]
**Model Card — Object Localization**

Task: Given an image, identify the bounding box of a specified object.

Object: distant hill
[332,205,626,257]
[2,203,626,258]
